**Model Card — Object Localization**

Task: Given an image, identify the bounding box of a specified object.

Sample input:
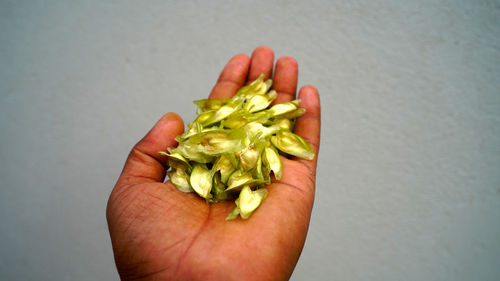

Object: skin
[106,46,321,281]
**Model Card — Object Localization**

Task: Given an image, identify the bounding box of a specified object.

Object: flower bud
[271,130,315,160]
[190,163,213,199]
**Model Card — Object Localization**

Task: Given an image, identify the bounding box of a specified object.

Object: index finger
[209,54,250,99]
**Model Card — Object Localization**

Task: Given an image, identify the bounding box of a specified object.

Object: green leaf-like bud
[268,99,301,117]
[194,110,216,125]
[238,185,268,219]
[183,130,243,156]
[212,154,236,184]
[239,144,261,171]
[226,169,254,191]
[244,94,275,113]
[190,163,213,198]
[168,166,193,193]
[274,118,293,130]
[271,130,315,160]
[205,104,240,125]
[263,146,282,180]
[193,98,231,113]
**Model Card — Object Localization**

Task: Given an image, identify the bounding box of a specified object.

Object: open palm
[107,46,321,281]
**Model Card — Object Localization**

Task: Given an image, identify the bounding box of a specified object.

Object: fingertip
[298,85,320,116]
[148,112,185,150]
[231,53,251,61]
[223,54,251,72]
[276,56,298,68]
[252,45,274,55]
[161,112,185,132]
[248,46,275,81]
[299,85,319,96]
[163,111,183,121]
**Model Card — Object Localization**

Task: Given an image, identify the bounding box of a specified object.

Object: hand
[106,46,321,281]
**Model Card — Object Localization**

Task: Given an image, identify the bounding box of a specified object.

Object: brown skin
[106,46,321,281]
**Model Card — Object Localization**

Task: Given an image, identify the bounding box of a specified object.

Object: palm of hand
[107,47,320,281]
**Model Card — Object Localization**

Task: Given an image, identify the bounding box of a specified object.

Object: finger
[209,54,250,99]
[247,46,274,83]
[117,113,185,186]
[272,56,298,105]
[293,86,321,171]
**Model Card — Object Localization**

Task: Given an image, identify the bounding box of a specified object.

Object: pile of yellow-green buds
[160,74,314,220]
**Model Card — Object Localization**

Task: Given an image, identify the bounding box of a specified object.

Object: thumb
[117,112,184,187]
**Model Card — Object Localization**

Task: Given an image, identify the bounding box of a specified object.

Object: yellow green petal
[189,164,213,198]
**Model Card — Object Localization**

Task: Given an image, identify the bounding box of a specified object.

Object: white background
[1,0,499,280]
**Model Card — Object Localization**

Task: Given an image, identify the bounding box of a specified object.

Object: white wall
[1,0,499,280]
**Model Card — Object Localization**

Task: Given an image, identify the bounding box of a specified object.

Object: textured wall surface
[1,0,499,280]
